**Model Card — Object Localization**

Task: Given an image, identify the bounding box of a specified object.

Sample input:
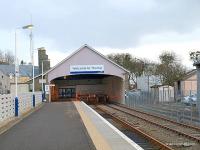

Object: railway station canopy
[45,44,129,103]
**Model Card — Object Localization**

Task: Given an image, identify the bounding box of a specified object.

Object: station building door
[58,88,76,99]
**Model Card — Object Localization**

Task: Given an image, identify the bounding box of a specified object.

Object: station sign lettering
[70,65,104,74]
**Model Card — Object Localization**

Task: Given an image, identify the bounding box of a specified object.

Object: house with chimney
[0,47,50,94]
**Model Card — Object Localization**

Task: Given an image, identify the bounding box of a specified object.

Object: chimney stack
[38,47,50,74]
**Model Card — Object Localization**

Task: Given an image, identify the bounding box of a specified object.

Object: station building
[45,45,129,103]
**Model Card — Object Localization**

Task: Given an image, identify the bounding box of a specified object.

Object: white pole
[22,23,34,106]
[30,30,34,94]
[30,16,34,93]
[42,61,44,94]
[15,30,18,98]
[41,59,49,101]
[49,85,51,103]
[30,28,35,107]
[14,28,19,117]
[197,66,200,116]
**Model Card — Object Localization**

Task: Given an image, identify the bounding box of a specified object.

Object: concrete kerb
[0,103,44,135]
[74,101,143,150]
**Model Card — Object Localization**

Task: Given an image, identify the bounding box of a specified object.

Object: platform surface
[74,101,143,150]
[0,102,95,150]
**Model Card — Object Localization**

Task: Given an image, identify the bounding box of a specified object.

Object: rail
[97,105,173,150]
[107,104,200,143]
[114,102,200,131]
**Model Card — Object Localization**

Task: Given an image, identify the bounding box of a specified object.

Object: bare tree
[0,50,4,63]
[4,51,14,64]
[107,53,145,89]
[156,51,186,86]
[108,51,187,88]
[0,50,15,64]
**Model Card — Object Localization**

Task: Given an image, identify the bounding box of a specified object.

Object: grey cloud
[0,0,200,51]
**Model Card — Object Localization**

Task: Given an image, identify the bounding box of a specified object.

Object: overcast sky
[0,0,200,68]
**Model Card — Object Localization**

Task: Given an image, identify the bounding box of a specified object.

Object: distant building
[26,47,51,92]
[158,85,174,102]
[0,64,39,83]
[0,64,39,94]
[0,47,51,94]
[151,85,174,102]
[137,74,161,92]
[10,83,29,94]
[174,69,197,100]
[0,70,10,94]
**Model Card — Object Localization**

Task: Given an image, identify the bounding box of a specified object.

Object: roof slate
[0,64,39,77]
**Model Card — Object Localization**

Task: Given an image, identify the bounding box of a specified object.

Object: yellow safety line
[74,102,112,150]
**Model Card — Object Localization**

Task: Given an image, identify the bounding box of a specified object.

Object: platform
[0,102,95,150]
[74,101,143,150]
[0,101,143,150]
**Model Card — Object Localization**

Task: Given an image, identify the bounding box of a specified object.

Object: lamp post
[42,59,50,101]
[14,28,20,116]
[22,24,35,107]
[190,51,200,116]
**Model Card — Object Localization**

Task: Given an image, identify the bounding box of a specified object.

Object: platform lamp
[22,24,35,107]
[14,27,21,117]
[42,59,50,101]
[190,51,200,115]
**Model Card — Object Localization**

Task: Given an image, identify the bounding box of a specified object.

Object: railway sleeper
[166,142,195,147]
[97,106,173,150]
[108,104,200,143]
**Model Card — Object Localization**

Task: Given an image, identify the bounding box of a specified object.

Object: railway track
[113,103,200,135]
[137,104,200,125]
[94,106,168,150]
[97,104,200,150]
[93,106,160,150]
[137,104,198,120]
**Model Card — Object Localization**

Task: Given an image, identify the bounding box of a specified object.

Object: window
[59,88,76,98]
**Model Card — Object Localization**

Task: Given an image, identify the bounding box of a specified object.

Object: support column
[15,97,19,117]
[122,74,128,104]
[197,66,200,115]
[33,94,35,107]
[49,86,51,103]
